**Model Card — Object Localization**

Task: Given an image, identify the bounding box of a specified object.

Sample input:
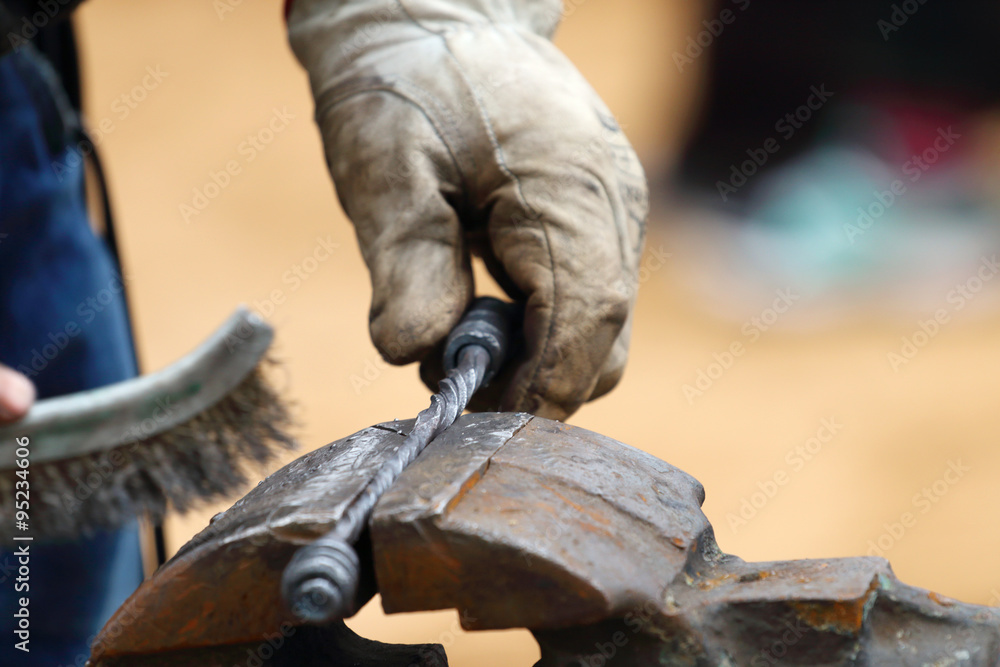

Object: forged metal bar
[282,297,515,623]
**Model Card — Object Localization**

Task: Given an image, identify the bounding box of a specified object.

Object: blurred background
[69,0,1000,664]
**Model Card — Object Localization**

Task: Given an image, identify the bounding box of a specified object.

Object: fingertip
[588,331,629,401]
[0,366,36,422]
[370,285,472,365]
[530,400,575,422]
[500,371,578,421]
[511,394,575,422]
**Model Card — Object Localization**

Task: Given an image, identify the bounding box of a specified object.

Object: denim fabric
[0,47,142,666]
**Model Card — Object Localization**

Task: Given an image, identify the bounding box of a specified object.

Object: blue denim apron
[0,46,143,666]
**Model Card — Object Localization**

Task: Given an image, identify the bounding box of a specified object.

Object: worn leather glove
[288,0,648,420]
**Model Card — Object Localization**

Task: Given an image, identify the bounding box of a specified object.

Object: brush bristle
[0,362,296,541]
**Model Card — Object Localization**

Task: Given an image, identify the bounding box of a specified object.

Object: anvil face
[90,414,1000,667]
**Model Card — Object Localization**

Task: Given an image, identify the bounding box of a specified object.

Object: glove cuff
[288,0,564,68]
[288,0,564,117]
[289,0,563,35]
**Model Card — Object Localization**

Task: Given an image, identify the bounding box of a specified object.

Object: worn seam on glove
[314,76,473,194]
[400,15,560,410]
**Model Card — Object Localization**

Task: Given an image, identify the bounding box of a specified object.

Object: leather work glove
[288,0,648,420]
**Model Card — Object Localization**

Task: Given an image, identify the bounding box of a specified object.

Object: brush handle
[0,308,272,469]
[281,297,519,623]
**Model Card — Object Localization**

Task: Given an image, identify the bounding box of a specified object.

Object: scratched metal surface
[373,413,711,630]
[91,420,414,661]
[91,413,1000,665]
[372,415,1000,665]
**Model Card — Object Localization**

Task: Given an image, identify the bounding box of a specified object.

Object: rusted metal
[88,421,415,661]
[90,414,1000,666]
[91,623,446,667]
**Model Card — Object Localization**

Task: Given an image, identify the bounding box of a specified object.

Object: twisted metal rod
[282,345,491,623]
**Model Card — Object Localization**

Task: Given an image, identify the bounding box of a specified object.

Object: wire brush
[0,308,296,541]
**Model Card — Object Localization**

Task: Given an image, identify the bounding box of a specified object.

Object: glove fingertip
[370,283,472,366]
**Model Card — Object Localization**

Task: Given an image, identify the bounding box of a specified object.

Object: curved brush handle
[0,307,271,469]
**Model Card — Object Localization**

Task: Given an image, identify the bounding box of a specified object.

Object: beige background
[74,1,1000,664]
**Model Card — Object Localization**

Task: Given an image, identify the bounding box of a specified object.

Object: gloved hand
[288,0,648,420]
[0,363,34,423]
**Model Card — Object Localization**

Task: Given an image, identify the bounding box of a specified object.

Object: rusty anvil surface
[90,413,1000,666]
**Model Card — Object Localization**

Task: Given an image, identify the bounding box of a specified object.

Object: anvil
[89,413,1000,666]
